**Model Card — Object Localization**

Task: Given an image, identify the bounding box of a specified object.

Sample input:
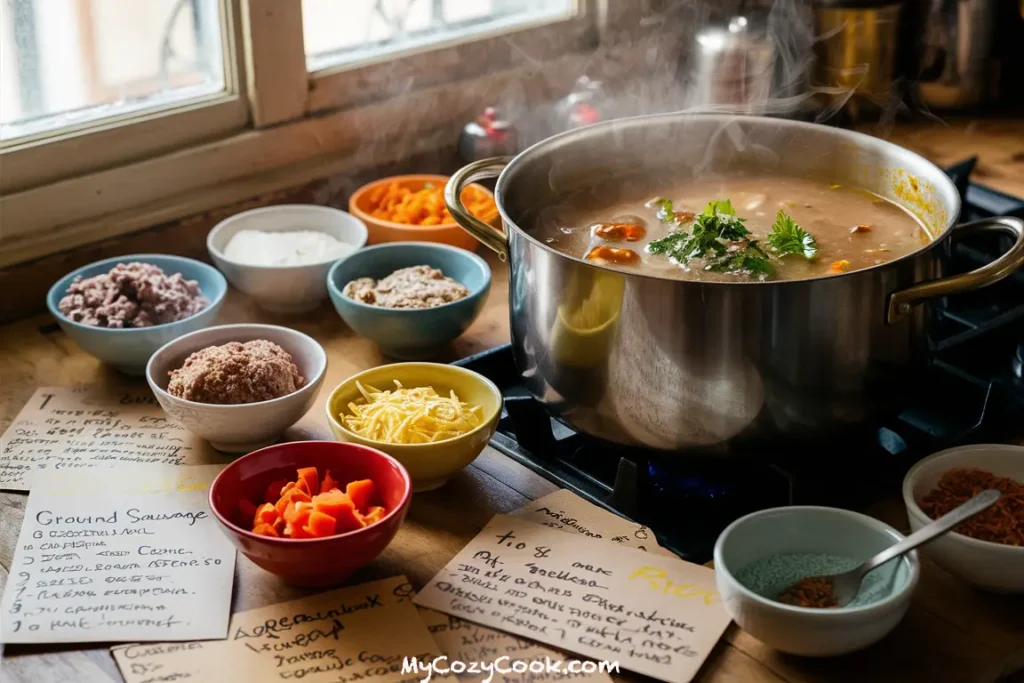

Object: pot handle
[445,157,512,261]
[887,216,1024,324]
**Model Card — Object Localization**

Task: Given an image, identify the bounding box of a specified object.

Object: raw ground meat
[167,340,304,405]
[58,262,208,328]
[342,265,469,308]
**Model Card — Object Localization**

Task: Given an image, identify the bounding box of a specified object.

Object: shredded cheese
[342,380,482,444]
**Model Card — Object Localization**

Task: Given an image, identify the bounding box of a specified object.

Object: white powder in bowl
[223,229,356,266]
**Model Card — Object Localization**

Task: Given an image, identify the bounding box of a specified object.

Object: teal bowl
[47,254,227,375]
[326,242,491,359]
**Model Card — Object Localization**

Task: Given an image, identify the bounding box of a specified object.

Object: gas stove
[454,158,1024,563]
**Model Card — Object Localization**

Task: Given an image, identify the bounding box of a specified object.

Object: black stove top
[455,159,1024,562]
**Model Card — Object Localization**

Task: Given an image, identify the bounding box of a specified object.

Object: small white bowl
[146,324,327,452]
[207,205,367,313]
[714,506,919,657]
[903,444,1024,593]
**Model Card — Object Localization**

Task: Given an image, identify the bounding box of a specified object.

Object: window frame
[0,0,249,195]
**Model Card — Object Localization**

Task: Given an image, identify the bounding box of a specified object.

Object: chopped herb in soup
[536,177,932,281]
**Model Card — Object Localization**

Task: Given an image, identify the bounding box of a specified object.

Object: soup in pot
[535,176,932,282]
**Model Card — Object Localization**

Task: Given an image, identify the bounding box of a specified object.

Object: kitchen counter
[1,117,1022,683]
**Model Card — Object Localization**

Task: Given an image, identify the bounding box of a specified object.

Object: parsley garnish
[765,210,817,260]
[704,198,736,216]
[647,199,771,276]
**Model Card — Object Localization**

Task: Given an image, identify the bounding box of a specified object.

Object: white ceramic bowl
[146,324,327,452]
[903,444,1024,593]
[207,205,367,313]
[714,506,919,657]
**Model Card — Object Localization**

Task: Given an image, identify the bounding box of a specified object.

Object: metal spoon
[780,489,1001,607]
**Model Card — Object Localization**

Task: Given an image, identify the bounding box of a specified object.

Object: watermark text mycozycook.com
[402,655,620,683]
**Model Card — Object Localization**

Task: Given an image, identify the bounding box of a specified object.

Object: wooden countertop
[1,118,1023,683]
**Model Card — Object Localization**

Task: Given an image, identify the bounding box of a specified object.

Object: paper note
[401,489,671,682]
[113,576,441,683]
[414,515,731,683]
[0,464,235,644]
[419,608,613,682]
[513,489,673,556]
[0,386,224,491]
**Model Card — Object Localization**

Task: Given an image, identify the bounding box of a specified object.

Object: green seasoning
[646,200,817,279]
[734,552,899,608]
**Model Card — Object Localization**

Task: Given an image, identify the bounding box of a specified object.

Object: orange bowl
[348,174,498,252]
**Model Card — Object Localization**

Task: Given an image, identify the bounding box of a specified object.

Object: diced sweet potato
[253,523,280,537]
[296,467,319,496]
[238,498,259,527]
[345,479,376,512]
[283,500,312,525]
[320,471,340,494]
[285,522,313,539]
[274,487,311,516]
[360,505,387,526]
[305,510,337,537]
[255,502,280,526]
[311,490,354,519]
[264,479,289,504]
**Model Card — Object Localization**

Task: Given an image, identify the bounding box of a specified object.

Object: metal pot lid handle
[445,158,512,261]
[887,216,1024,324]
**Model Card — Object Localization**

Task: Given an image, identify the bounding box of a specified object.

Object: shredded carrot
[830,259,851,272]
[366,181,497,226]
[919,468,1024,546]
[776,577,839,608]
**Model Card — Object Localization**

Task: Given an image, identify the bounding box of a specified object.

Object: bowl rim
[207,204,369,271]
[324,362,503,450]
[325,241,492,315]
[208,439,412,544]
[145,323,328,410]
[348,174,494,232]
[902,443,1024,554]
[46,254,227,333]
[713,505,920,617]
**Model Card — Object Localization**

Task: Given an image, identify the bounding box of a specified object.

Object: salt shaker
[458,107,518,163]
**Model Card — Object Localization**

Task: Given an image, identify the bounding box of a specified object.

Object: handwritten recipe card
[1,464,235,644]
[513,489,674,556]
[414,515,731,683]
[0,387,223,491]
[112,576,441,683]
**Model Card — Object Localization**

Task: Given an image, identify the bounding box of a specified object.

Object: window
[1,0,228,142]
[302,0,576,73]
[2,0,611,267]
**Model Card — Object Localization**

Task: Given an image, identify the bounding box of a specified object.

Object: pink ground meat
[58,262,208,328]
[167,340,304,404]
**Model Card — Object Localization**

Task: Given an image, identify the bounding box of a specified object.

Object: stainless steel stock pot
[445,114,1024,452]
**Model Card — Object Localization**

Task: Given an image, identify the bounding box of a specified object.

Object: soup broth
[534,176,932,282]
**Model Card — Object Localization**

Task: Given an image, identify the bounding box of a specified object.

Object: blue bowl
[46,254,228,375]
[326,242,491,359]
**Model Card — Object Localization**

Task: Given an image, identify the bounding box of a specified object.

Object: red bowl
[209,440,411,587]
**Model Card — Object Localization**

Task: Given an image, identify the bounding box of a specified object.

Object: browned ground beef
[167,340,304,404]
[343,265,469,308]
[58,262,208,328]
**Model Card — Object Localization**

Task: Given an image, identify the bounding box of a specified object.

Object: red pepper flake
[850,224,872,233]
[920,468,1024,546]
[586,246,640,265]
[776,577,839,608]
[591,222,647,242]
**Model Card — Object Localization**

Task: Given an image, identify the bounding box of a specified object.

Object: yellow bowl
[325,363,502,492]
